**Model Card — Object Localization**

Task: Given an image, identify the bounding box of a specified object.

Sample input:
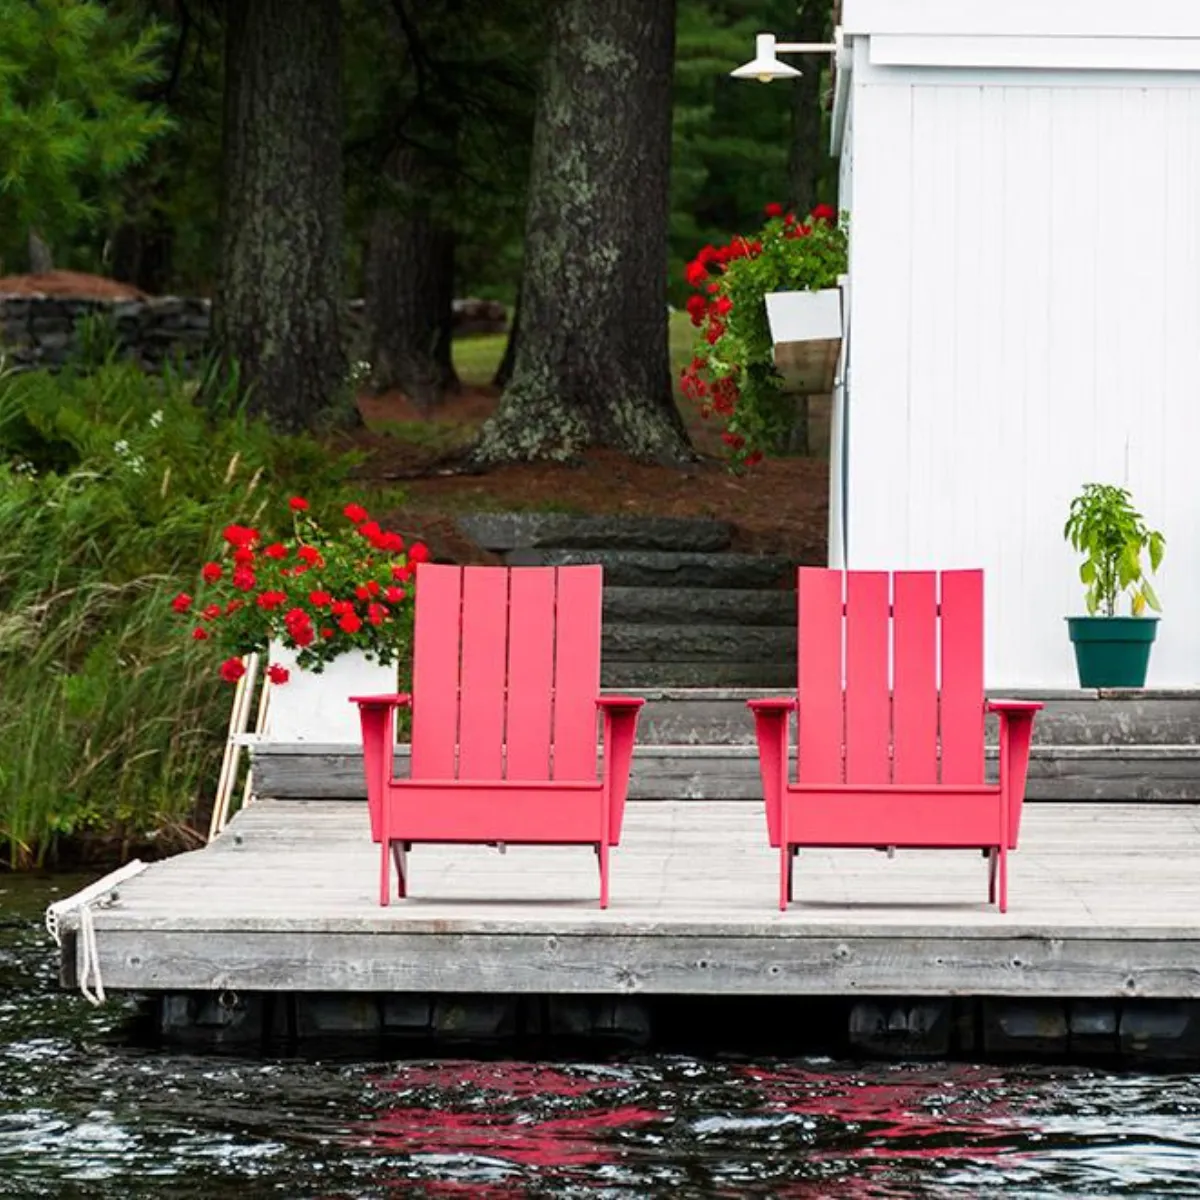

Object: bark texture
[471,0,691,465]
[363,146,458,413]
[787,0,833,217]
[212,0,347,431]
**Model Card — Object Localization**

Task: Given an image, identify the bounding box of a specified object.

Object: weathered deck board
[76,801,1200,998]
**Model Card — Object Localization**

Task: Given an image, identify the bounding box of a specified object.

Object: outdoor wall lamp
[730,32,839,82]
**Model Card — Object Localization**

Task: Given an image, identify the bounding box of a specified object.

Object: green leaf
[1142,579,1162,613]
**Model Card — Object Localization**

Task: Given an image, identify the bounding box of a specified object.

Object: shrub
[0,360,368,867]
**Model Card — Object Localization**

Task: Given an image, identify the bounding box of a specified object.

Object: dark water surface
[4,877,1200,1198]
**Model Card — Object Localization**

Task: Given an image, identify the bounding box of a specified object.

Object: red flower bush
[680,202,848,467]
[176,498,427,683]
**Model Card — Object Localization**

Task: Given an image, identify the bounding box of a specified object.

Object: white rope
[44,860,149,1006]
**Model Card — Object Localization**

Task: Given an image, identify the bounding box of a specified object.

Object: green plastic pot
[1066,616,1158,688]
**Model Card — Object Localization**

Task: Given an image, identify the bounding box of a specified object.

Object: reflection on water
[3,877,1200,1197]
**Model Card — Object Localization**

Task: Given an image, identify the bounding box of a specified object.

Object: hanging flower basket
[765,285,844,396]
[680,202,848,466]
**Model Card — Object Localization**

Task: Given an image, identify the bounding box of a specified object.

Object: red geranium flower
[367,602,388,626]
[267,664,290,685]
[764,201,784,218]
[296,545,322,566]
[308,590,332,607]
[408,543,430,564]
[231,567,256,592]
[222,525,258,548]
[686,294,708,326]
[811,202,837,223]
[289,496,309,511]
[201,562,222,583]
[391,564,413,583]
[191,628,209,641]
[385,586,406,603]
[256,590,287,611]
[338,612,362,634]
[233,547,255,566]
[263,542,288,560]
[171,592,193,613]
[343,503,368,524]
[219,658,246,683]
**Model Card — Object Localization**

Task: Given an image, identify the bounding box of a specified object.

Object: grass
[0,360,368,868]
[451,312,700,394]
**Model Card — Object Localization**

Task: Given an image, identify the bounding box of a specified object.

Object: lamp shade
[730,33,802,83]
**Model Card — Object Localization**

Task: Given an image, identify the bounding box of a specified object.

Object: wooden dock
[67,799,1200,1000]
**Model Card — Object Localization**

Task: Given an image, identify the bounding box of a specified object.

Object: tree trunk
[470,0,691,466]
[27,230,53,274]
[363,146,458,413]
[493,285,520,389]
[212,0,347,432]
[787,0,833,217]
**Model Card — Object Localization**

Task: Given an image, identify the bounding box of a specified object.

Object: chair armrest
[986,699,1043,715]
[596,696,646,712]
[349,693,412,709]
[747,698,797,715]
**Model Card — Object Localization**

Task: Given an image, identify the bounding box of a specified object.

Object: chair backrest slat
[504,568,557,781]
[410,564,463,779]
[457,567,510,780]
[795,567,986,787]
[891,571,940,783]
[409,564,602,783]
[550,565,603,781]
[938,569,985,784]
[844,571,891,784]
[796,569,845,784]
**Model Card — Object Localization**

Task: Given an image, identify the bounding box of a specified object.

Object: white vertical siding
[844,71,1200,687]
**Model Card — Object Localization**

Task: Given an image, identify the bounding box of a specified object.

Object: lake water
[4,875,1200,1197]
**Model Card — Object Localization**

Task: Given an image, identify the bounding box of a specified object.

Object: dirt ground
[0,270,147,300]
[352,384,830,564]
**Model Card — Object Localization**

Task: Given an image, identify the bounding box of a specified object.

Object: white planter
[765,285,844,395]
[263,642,397,743]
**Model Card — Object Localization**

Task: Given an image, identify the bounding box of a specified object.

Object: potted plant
[679,202,848,467]
[1063,483,1164,688]
[172,497,428,740]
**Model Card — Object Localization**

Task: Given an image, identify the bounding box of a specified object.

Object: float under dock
[63,800,1200,1000]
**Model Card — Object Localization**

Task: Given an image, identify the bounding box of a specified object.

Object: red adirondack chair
[353,564,643,908]
[749,569,1041,913]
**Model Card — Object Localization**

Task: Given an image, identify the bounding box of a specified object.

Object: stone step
[618,688,1200,746]
[603,624,796,663]
[458,513,735,554]
[505,548,799,590]
[251,742,1200,805]
[601,661,796,689]
[604,587,796,626]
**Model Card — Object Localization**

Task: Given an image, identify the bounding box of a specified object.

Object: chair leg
[779,844,791,911]
[997,844,1008,914]
[988,848,998,905]
[379,838,391,908]
[788,849,796,903]
[598,839,610,910]
[392,841,408,900]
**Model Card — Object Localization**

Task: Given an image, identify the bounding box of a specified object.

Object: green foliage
[0,361,365,867]
[1064,483,1165,618]
[680,205,847,464]
[0,0,172,263]
[342,0,541,302]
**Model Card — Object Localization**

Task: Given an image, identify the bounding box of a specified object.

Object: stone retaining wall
[0,294,508,372]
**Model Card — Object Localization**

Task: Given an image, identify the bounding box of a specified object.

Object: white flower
[149,409,164,429]
[113,439,130,457]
